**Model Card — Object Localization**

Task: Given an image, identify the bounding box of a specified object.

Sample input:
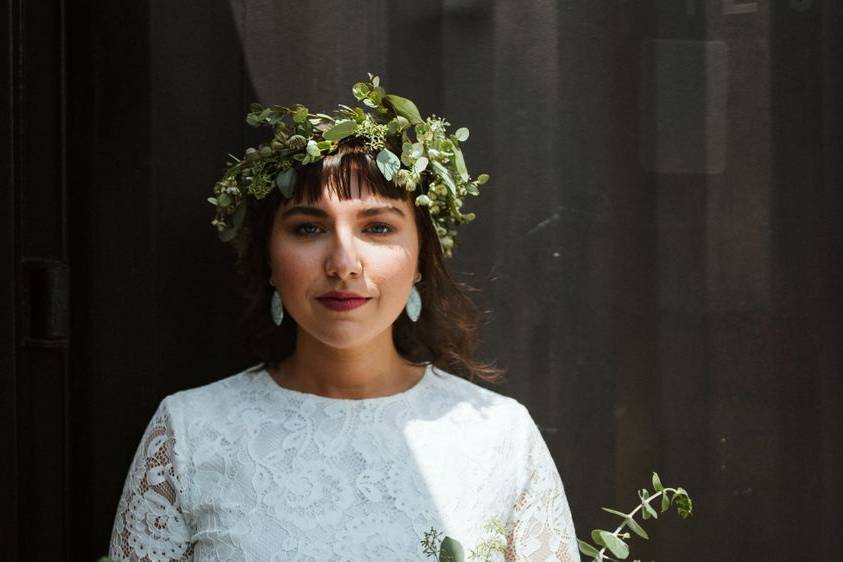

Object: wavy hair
[230,137,504,385]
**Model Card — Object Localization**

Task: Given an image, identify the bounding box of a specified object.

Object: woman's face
[268,172,420,350]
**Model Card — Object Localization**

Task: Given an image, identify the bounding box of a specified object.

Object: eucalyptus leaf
[577,539,600,557]
[661,492,670,513]
[652,472,663,492]
[275,168,296,198]
[370,86,385,105]
[452,145,469,182]
[643,500,658,520]
[306,140,321,157]
[624,516,649,540]
[218,205,245,243]
[591,529,607,547]
[230,202,246,229]
[293,106,308,123]
[323,119,358,141]
[439,536,464,562]
[352,82,370,100]
[413,156,429,174]
[599,532,629,559]
[375,148,401,181]
[384,93,423,124]
[218,225,237,242]
[430,160,457,196]
[600,507,629,519]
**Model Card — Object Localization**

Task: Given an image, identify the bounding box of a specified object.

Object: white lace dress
[108,363,579,561]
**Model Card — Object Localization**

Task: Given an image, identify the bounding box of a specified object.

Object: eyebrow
[279,205,407,221]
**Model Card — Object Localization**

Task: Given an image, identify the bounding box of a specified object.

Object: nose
[324,224,363,280]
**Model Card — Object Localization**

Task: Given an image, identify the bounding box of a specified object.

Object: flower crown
[208,73,490,258]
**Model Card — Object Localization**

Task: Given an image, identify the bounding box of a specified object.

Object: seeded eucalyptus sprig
[208,72,491,259]
[577,472,694,561]
[421,515,509,562]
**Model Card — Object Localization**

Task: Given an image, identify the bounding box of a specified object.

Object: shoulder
[160,363,269,425]
[422,364,531,426]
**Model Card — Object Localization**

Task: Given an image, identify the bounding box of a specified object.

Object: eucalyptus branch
[576,472,693,561]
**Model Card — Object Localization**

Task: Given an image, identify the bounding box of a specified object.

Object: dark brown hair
[231,137,504,385]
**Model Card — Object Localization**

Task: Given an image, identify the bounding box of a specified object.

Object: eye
[366,223,395,235]
[291,222,395,237]
[293,223,322,237]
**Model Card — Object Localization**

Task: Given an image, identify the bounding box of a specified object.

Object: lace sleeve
[108,396,195,561]
[505,406,580,562]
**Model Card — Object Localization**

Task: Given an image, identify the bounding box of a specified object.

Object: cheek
[368,247,418,295]
[268,235,319,291]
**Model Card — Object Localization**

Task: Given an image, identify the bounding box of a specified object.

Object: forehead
[281,167,413,212]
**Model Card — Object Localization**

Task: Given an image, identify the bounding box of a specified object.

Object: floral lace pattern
[108,364,579,561]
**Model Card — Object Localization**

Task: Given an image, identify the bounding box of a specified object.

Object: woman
[108,76,579,561]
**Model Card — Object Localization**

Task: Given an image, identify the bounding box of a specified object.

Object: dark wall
[3,1,841,560]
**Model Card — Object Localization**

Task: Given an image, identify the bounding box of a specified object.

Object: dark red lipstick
[316,290,371,312]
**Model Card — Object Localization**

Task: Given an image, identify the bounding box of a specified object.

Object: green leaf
[577,539,600,557]
[652,472,663,492]
[375,148,401,181]
[642,500,658,520]
[369,86,385,105]
[322,119,358,141]
[306,140,321,157]
[591,529,607,547]
[600,507,629,519]
[293,106,308,123]
[218,204,246,243]
[599,532,629,559]
[452,145,469,182]
[476,173,489,185]
[430,160,457,196]
[230,201,247,228]
[384,94,423,124]
[674,491,693,519]
[661,492,671,512]
[275,168,296,198]
[624,516,649,540]
[352,81,370,100]
[454,127,469,142]
[413,156,429,174]
[439,536,464,562]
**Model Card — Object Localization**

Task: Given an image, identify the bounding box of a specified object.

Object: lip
[318,290,367,299]
[316,296,371,312]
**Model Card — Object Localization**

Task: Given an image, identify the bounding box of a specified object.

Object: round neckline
[260,363,433,403]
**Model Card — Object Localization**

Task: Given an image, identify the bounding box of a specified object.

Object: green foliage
[421,514,509,562]
[577,471,694,561]
[209,72,490,259]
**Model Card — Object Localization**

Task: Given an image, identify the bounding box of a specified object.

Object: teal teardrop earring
[405,273,422,322]
[271,291,284,325]
[270,279,284,326]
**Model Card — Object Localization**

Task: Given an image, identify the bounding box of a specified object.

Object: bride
[108,76,579,561]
